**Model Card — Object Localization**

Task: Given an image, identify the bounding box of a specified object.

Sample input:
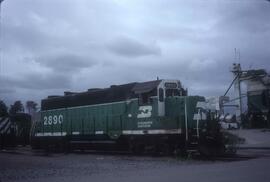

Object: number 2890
[44,115,63,125]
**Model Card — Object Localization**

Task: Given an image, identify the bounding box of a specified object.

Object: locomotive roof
[41,80,162,110]
[132,80,161,94]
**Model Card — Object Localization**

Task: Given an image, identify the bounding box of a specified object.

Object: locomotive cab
[133,79,186,118]
[157,80,186,116]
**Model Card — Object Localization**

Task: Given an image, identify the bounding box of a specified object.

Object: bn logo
[137,106,152,118]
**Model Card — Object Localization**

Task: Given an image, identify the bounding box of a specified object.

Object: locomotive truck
[31,79,235,156]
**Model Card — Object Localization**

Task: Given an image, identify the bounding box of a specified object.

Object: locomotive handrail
[196,109,201,138]
[184,97,188,141]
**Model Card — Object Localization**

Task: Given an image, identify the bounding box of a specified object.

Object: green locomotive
[31,79,233,155]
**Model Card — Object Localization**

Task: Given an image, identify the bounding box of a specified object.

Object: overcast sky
[0,0,269,107]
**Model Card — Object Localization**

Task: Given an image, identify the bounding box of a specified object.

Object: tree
[25,101,38,115]
[0,100,8,117]
[9,101,24,115]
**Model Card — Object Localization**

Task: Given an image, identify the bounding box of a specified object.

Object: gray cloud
[19,73,71,90]
[0,0,269,106]
[1,72,71,91]
[214,2,270,34]
[3,21,46,51]
[35,53,96,73]
[0,87,15,94]
[107,37,161,57]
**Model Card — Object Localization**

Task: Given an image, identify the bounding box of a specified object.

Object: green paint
[35,96,205,139]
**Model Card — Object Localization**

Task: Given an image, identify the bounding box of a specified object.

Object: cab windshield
[165,89,180,97]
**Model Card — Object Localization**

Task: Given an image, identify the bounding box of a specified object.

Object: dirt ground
[230,129,270,148]
[1,129,270,182]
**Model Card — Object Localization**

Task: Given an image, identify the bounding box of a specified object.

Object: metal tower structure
[231,63,243,122]
[225,63,270,126]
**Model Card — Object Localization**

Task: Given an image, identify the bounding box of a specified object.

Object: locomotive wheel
[129,142,145,155]
[157,144,174,156]
[173,146,188,158]
[134,143,145,155]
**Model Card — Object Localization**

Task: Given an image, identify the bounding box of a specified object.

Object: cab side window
[159,88,164,102]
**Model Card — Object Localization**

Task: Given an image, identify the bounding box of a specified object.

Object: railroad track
[2,146,268,163]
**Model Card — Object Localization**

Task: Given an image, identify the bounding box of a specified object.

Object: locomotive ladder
[186,109,201,153]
